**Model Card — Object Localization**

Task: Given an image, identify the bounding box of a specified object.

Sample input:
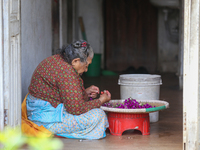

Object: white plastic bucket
[118,74,162,122]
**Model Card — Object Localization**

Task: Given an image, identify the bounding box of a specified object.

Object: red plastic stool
[107,112,150,136]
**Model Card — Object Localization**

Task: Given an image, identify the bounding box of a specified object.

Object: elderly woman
[25,40,111,139]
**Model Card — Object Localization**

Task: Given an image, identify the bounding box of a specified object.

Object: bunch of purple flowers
[102,98,155,109]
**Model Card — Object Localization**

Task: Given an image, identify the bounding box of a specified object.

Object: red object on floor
[54,135,65,138]
[107,112,150,136]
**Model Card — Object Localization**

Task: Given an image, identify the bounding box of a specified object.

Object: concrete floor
[59,73,183,150]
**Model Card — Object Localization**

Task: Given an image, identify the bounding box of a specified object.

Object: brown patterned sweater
[28,54,101,115]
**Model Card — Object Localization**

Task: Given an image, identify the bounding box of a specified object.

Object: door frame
[183,0,200,149]
[0,0,21,130]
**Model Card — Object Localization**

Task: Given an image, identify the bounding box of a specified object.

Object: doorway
[104,0,158,73]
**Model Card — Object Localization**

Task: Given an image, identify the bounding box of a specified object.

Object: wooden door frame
[183,0,200,149]
[0,0,21,130]
[0,0,4,131]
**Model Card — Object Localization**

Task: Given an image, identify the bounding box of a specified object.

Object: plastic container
[118,74,162,122]
[85,53,101,77]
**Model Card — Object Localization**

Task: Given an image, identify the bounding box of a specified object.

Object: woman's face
[72,57,92,75]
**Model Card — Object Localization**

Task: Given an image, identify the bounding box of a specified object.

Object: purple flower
[102,98,155,109]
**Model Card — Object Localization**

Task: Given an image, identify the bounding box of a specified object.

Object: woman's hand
[85,85,99,98]
[99,90,111,104]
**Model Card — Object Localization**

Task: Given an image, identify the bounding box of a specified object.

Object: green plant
[0,126,63,150]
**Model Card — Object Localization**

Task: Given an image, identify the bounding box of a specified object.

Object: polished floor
[60,73,183,150]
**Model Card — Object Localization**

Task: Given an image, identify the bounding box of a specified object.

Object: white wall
[21,0,52,99]
[158,8,179,73]
[77,0,104,63]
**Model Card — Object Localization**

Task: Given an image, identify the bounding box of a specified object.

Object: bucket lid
[118,74,162,85]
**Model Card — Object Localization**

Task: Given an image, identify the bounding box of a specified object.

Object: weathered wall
[77,0,104,62]
[158,8,179,73]
[77,0,179,73]
[21,0,52,99]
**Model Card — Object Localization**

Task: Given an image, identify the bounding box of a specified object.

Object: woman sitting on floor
[22,40,111,139]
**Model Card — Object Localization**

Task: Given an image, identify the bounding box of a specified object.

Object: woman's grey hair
[58,40,94,64]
